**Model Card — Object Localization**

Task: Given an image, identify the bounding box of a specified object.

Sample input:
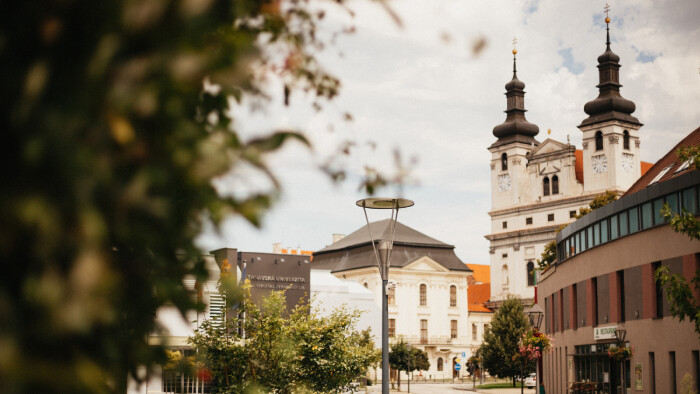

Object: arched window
[437,357,444,371]
[501,265,509,285]
[552,175,559,195]
[501,153,508,171]
[363,282,368,288]
[543,177,550,196]
[450,285,457,307]
[419,284,427,306]
[623,130,630,150]
[527,261,535,286]
[595,131,603,151]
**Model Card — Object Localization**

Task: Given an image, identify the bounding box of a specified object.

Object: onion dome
[579,15,641,128]
[491,48,540,148]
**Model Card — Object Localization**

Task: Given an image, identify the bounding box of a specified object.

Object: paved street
[363,382,537,394]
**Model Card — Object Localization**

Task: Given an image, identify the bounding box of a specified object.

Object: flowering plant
[519,330,553,361]
[608,345,632,360]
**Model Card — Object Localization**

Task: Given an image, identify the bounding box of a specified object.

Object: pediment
[539,165,561,175]
[403,256,450,272]
[529,138,568,157]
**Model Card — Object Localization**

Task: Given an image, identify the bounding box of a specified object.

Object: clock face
[621,153,634,173]
[592,155,607,174]
[498,174,511,191]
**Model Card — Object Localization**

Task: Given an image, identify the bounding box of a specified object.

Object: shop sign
[594,325,617,340]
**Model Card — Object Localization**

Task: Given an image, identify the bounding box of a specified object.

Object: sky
[197,0,700,266]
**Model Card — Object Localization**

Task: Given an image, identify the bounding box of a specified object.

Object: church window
[420,319,428,344]
[502,221,507,229]
[419,284,427,306]
[526,217,533,225]
[363,282,368,288]
[388,319,395,338]
[595,131,603,151]
[450,285,457,307]
[388,286,395,305]
[543,177,550,196]
[570,210,576,218]
[552,175,559,195]
[502,253,508,258]
[527,261,535,286]
[451,320,458,339]
[501,153,508,171]
[501,265,509,285]
[548,213,555,222]
[623,130,630,149]
[437,358,444,371]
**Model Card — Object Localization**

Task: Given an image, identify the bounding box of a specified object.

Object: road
[362,382,538,394]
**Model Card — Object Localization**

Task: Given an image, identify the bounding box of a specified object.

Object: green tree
[654,146,700,338]
[189,290,379,393]
[389,338,430,391]
[480,296,530,386]
[537,191,618,269]
[1,1,398,392]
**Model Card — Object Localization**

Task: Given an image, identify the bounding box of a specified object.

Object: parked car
[524,373,536,389]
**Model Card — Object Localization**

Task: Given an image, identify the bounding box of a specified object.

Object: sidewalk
[363,382,537,394]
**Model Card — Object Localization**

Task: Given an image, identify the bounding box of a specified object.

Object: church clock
[497,174,511,191]
[592,155,608,174]
[621,153,634,173]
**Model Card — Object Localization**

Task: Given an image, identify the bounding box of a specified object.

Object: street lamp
[615,325,627,394]
[357,197,414,394]
[525,303,544,394]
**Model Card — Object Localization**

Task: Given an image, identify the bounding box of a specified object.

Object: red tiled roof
[575,150,584,183]
[625,126,700,195]
[465,264,492,313]
[466,264,490,284]
[467,283,492,312]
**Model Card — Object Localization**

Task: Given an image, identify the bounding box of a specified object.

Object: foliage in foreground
[0,0,391,392]
[654,145,700,339]
[480,296,532,386]
[189,291,380,393]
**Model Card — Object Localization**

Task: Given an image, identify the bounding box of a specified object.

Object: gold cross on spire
[604,3,611,22]
[512,36,517,55]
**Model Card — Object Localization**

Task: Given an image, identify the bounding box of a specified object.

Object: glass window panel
[641,202,653,229]
[576,232,581,254]
[565,238,570,258]
[629,208,639,234]
[580,231,587,252]
[587,227,593,248]
[601,219,609,243]
[594,222,600,246]
[619,211,628,236]
[682,188,697,214]
[610,215,619,240]
[667,193,679,215]
[653,198,665,224]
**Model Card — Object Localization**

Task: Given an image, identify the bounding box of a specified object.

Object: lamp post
[614,325,627,394]
[525,303,544,393]
[357,197,414,394]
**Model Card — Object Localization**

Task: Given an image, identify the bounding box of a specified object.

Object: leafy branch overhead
[654,145,699,338]
[0,0,396,392]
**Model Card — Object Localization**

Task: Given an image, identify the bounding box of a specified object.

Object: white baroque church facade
[486,20,650,308]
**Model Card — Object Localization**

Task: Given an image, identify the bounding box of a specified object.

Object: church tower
[578,11,643,194]
[489,46,540,211]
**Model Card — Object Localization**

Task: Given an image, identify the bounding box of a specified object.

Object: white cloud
[197,0,700,266]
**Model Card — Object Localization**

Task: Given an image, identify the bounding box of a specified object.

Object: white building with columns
[312,219,474,381]
[486,21,651,308]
